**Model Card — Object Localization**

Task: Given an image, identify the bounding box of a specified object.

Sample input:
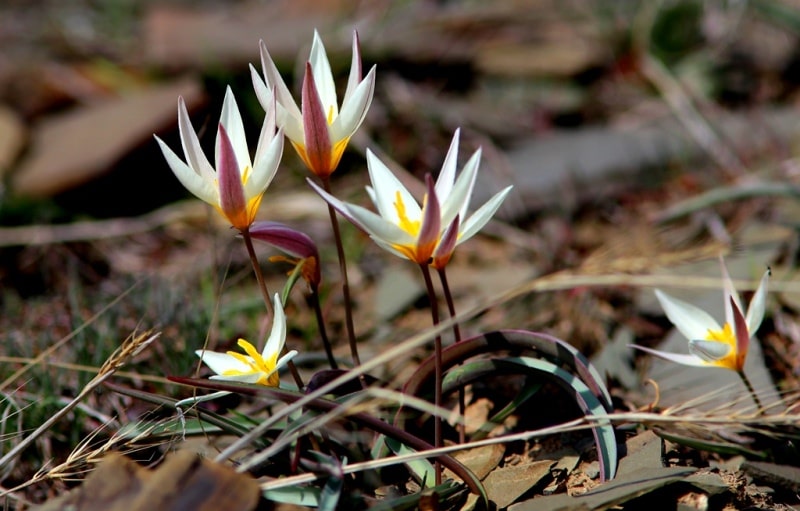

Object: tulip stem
[309,287,338,369]
[241,227,273,320]
[241,227,305,391]
[321,177,361,367]
[737,370,764,414]
[437,267,465,444]
[419,263,443,485]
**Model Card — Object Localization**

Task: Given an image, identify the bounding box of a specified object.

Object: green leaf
[263,485,321,507]
[384,436,438,488]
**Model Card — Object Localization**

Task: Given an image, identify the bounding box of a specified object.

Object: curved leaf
[438,356,616,481]
[404,330,613,412]
[498,356,617,481]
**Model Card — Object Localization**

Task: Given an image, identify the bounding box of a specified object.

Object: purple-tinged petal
[217,124,247,229]
[730,296,749,371]
[432,215,460,269]
[629,344,708,367]
[416,174,441,263]
[250,221,319,260]
[301,62,333,177]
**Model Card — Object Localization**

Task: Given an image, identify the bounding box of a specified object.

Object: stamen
[394,191,420,236]
[705,323,735,346]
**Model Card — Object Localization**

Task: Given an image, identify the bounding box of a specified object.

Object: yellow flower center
[394,191,421,236]
[704,323,739,370]
[389,191,440,264]
[222,338,280,386]
[327,105,335,125]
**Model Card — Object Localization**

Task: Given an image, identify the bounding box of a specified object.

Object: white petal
[347,203,415,246]
[177,98,215,182]
[654,289,721,341]
[720,258,744,328]
[209,373,262,384]
[251,63,273,111]
[196,350,251,376]
[688,339,732,362]
[263,294,287,358]
[259,40,302,121]
[441,147,481,227]
[155,136,217,205]
[371,237,416,261]
[308,30,338,118]
[342,30,362,105]
[329,67,375,141]
[218,87,251,170]
[457,185,512,243]
[366,149,419,224]
[629,344,709,367]
[435,129,460,201]
[246,127,283,199]
[746,268,770,334]
[275,350,298,371]
[307,178,366,230]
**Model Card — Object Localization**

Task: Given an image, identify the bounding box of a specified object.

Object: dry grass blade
[0,332,160,478]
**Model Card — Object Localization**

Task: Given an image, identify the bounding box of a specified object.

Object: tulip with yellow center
[308,129,512,267]
[155,87,284,230]
[631,261,770,372]
[251,30,376,178]
[196,294,297,386]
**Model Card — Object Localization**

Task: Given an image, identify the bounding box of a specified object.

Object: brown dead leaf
[33,450,259,511]
[483,460,555,509]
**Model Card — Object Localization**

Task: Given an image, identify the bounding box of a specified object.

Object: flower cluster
[156,30,511,387]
